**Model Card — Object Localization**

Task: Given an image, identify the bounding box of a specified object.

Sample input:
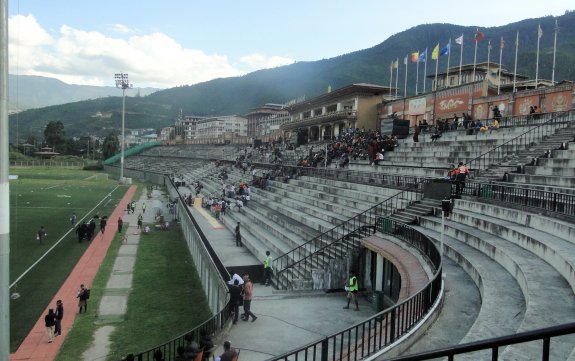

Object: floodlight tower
[114,73,133,182]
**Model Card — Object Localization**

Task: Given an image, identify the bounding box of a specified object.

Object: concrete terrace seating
[196,166,418,289]
[409,198,575,359]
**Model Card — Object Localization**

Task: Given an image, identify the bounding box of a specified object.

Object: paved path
[81,188,168,361]
[10,185,137,361]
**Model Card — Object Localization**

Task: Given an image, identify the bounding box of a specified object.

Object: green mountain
[9,10,575,141]
[8,74,159,112]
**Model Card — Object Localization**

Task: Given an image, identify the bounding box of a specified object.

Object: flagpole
[404,54,408,97]
[423,47,428,93]
[498,37,504,95]
[446,39,452,84]
[389,61,393,93]
[472,37,478,82]
[458,36,463,85]
[434,46,439,91]
[552,20,558,84]
[535,24,541,88]
[487,40,491,83]
[395,58,399,97]
[415,57,420,95]
[513,31,519,93]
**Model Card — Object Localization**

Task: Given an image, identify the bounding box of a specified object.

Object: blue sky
[7,0,571,88]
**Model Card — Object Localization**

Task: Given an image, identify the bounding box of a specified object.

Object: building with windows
[280,83,394,143]
[175,115,207,142]
[245,103,290,140]
[195,115,247,139]
[431,62,528,90]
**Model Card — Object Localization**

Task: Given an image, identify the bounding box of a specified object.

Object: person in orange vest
[455,162,469,195]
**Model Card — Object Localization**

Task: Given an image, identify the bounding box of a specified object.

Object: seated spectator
[490,118,500,131]
[431,129,442,142]
[234,198,243,213]
[153,349,164,361]
[184,334,200,360]
[215,341,238,361]
[373,150,384,165]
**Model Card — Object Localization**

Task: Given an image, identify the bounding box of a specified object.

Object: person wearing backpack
[77,284,90,313]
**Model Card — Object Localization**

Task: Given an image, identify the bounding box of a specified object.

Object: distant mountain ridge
[9,10,575,141]
[8,74,160,112]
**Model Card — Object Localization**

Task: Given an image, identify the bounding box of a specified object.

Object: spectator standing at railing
[455,162,470,195]
[235,222,242,247]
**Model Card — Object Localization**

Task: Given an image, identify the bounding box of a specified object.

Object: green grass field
[9,167,127,351]
[9,168,212,358]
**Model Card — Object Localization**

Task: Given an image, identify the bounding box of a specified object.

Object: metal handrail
[268,219,442,361]
[273,181,423,290]
[461,182,575,219]
[464,110,574,171]
[386,322,575,361]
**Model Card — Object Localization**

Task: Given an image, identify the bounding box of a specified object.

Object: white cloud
[239,53,294,70]
[7,15,291,89]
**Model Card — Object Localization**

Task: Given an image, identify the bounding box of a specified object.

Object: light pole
[114,73,133,182]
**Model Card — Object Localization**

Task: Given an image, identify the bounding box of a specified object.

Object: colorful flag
[411,51,419,63]
[431,43,439,60]
[475,29,484,41]
[419,50,427,62]
[538,24,543,39]
[440,43,450,56]
[500,37,505,49]
[403,55,408,65]
[392,59,399,69]
[455,35,463,45]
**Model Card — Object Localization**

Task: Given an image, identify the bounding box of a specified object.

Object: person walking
[70,213,77,226]
[242,275,257,322]
[343,270,359,311]
[235,222,242,247]
[137,214,143,229]
[44,309,56,343]
[54,300,64,336]
[263,251,273,286]
[87,218,96,240]
[77,284,89,313]
[130,201,136,214]
[37,226,47,244]
[100,216,107,234]
[142,202,146,214]
[76,221,87,243]
[118,217,124,233]
[229,279,243,325]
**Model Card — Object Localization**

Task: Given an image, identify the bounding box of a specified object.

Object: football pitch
[8,167,128,351]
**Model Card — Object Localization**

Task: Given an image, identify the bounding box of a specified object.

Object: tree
[101,133,119,160]
[44,121,65,147]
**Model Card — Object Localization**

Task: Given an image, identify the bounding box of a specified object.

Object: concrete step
[410,226,525,357]
[508,173,575,188]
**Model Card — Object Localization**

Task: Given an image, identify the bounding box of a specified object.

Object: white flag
[538,24,543,39]
[455,35,463,45]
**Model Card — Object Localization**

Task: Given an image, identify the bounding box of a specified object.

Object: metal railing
[386,322,575,361]
[9,160,87,167]
[465,110,574,171]
[106,167,232,361]
[461,182,575,218]
[268,219,442,361]
[273,181,423,290]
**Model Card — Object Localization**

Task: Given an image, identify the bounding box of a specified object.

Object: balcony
[281,109,357,130]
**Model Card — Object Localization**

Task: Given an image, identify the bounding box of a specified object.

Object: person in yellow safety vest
[343,271,359,311]
[263,251,273,286]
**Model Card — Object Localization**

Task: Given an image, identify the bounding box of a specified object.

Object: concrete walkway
[188,198,376,361]
[10,186,137,361]
[81,188,168,361]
